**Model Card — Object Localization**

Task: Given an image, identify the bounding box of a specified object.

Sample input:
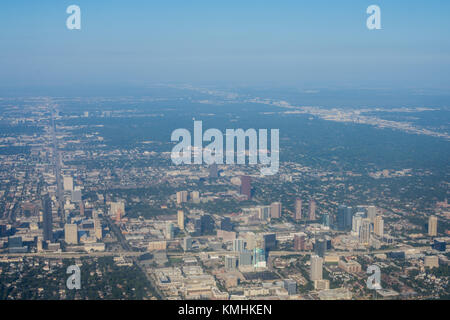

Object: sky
[0,0,450,94]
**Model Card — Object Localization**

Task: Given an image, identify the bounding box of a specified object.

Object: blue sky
[0,0,449,92]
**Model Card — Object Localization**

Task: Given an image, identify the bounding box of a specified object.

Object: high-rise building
[428,216,438,237]
[270,202,282,219]
[183,237,193,251]
[322,212,330,227]
[352,213,364,236]
[177,210,185,230]
[283,280,297,295]
[94,219,102,240]
[225,256,237,271]
[337,205,353,231]
[63,176,74,191]
[262,233,277,252]
[233,239,245,252]
[294,234,306,251]
[190,191,200,204]
[314,238,327,258]
[166,223,174,240]
[64,223,78,244]
[200,214,215,235]
[374,215,384,237]
[258,206,271,221]
[310,255,323,281]
[295,198,302,221]
[359,218,372,245]
[253,248,266,268]
[367,206,377,223]
[239,251,253,266]
[110,201,125,221]
[309,199,316,220]
[176,191,188,204]
[42,195,53,242]
[240,176,251,200]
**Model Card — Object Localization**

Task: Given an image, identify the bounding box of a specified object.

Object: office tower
[322,212,330,227]
[37,238,43,252]
[428,216,438,237]
[284,280,297,295]
[71,189,82,202]
[270,202,282,219]
[63,176,74,191]
[220,217,233,231]
[200,214,215,235]
[263,233,277,251]
[190,191,200,204]
[183,237,193,251]
[225,256,238,271]
[166,223,174,240]
[233,239,245,252]
[240,175,251,200]
[337,205,353,231]
[193,218,202,236]
[64,223,78,245]
[359,218,372,245]
[42,195,53,242]
[94,219,102,240]
[177,210,185,230]
[295,198,302,220]
[209,163,218,179]
[258,206,271,221]
[352,213,364,236]
[374,215,384,237]
[239,251,253,267]
[367,206,377,223]
[253,248,266,267]
[294,234,306,251]
[176,191,188,204]
[309,199,316,220]
[79,201,85,217]
[314,238,327,258]
[310,255,323,281]
[110,201,125,221]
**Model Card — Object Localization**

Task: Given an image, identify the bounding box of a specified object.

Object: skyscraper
[270,202,282,219]
[233,239,245,252]
[166,223,174,240]
[314,238,327,258]
[428,216,438,237]
[42,195,53,242]
[63,176,73,191]
[367,206,377,223]
[310,255,323,281]
[200,214,215,235]
[374,215,384,237]
[294,234,306,251]
[263,233,277,251]
[309,199,316,220]
[64,223,78,245]
[359,218,372,245]
[322,212,330,227]
[337,205,353,231]
[176,191,188,204]
[177,210,185,230]
[295,198,302,221]
[240,175,251,200]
